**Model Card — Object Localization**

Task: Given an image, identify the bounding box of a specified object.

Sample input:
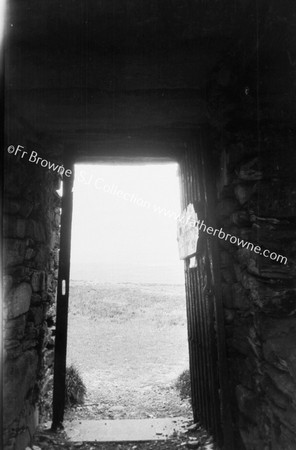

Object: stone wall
[3,131,61,449]
[215,127,296,449]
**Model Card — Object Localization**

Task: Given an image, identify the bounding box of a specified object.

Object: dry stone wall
[215,127,296,449]
[3,134,61,450]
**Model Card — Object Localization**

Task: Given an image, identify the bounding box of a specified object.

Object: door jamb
[52,159,74,430]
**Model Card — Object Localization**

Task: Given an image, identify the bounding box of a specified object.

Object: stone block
[234,183,256,205]
[218,235,236,253]
[41,291,48,302]
[216,197,239,218]
[239,358,258,391]
[4,171,22,196]
[241,271,260,294]
[46,293,56,313]
[50,230,59,249]
[246,282,296,315]
[222,283,233,308]
[19,407,39,443]
[4,239,26,266]
[53,248,59,265]
[7,265,32,282]
[3,275,13,295]
[24,322,38,341]
[237,157,263,181]
[48,258,55,271]
[219,250,233,268]
[224,308,235,323]
[3,217,27,239]
[254,258,293,281]
[7,283,32,319]
[26,238,35,247]
[237,227,253,241]
[278,424,296,450]
[236,384,260,424]
[47,210,54,223]
[46,326,55,346]
[25,248,36,260]
[5,344,23,359]
[31,306,45,326]
[251,221,296,243]
[31,271,46,292]
[3,350,38,427]
[262,327,296,377]
[3,426,16,446]
[41,373,53,396]
[261,317,296,341]
[35,246,49,267]
[19,200,34,218]
[264,144,296,176]
[22,338,38,351]
[26,220,46,242]
[231,210,251,226]
[4,199,21,214]
[232,321,253,356]
[46,273,53,291]
[248,181,296,218]
[269,402,296,438]
[232,283,251,310]
[234,263,243,282]
[4,439,16,450]
[266,366,296,406]
[236,247,254,268]
[221,267,235,283]
[15,429,31,450]
[264,377,289,410]
[31,294,42,305]
[44,349,55,367]
[4,315,26,341]
[238,423,265,450]
[41,323,51,347]
[5,339,22,351]
[54,212,61,227]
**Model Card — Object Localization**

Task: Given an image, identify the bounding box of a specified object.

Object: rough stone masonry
[3,120,62,450]
[214,126,296,449]
[3,1,296,449]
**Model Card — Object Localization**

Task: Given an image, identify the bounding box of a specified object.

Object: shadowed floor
[64,417,189,442]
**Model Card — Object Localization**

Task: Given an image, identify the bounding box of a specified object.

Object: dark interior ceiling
[5,0,296,147]
[7,0,252,54]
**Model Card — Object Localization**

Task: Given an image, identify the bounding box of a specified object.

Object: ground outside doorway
[30,419,217,449]
[30,283,217,449]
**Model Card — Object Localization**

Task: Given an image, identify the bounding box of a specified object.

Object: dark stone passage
[3,1,296,449]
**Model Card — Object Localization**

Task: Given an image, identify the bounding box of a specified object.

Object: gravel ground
[30,421,218,450]
[30,284,219,449]
[65,283,191,421]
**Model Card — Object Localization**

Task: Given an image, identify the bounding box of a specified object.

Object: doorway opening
[65,162,192,424]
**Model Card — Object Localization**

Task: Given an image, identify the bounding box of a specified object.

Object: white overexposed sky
[70,163,185,283]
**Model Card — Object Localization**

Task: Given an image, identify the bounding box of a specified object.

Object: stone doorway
[50,137,234,450]
[65,163,191,422]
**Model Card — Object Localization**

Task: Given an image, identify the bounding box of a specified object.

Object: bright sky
[70,164,184,276]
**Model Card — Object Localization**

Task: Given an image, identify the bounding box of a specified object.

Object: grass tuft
[65,364,86,408]
[175,369,191,401]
